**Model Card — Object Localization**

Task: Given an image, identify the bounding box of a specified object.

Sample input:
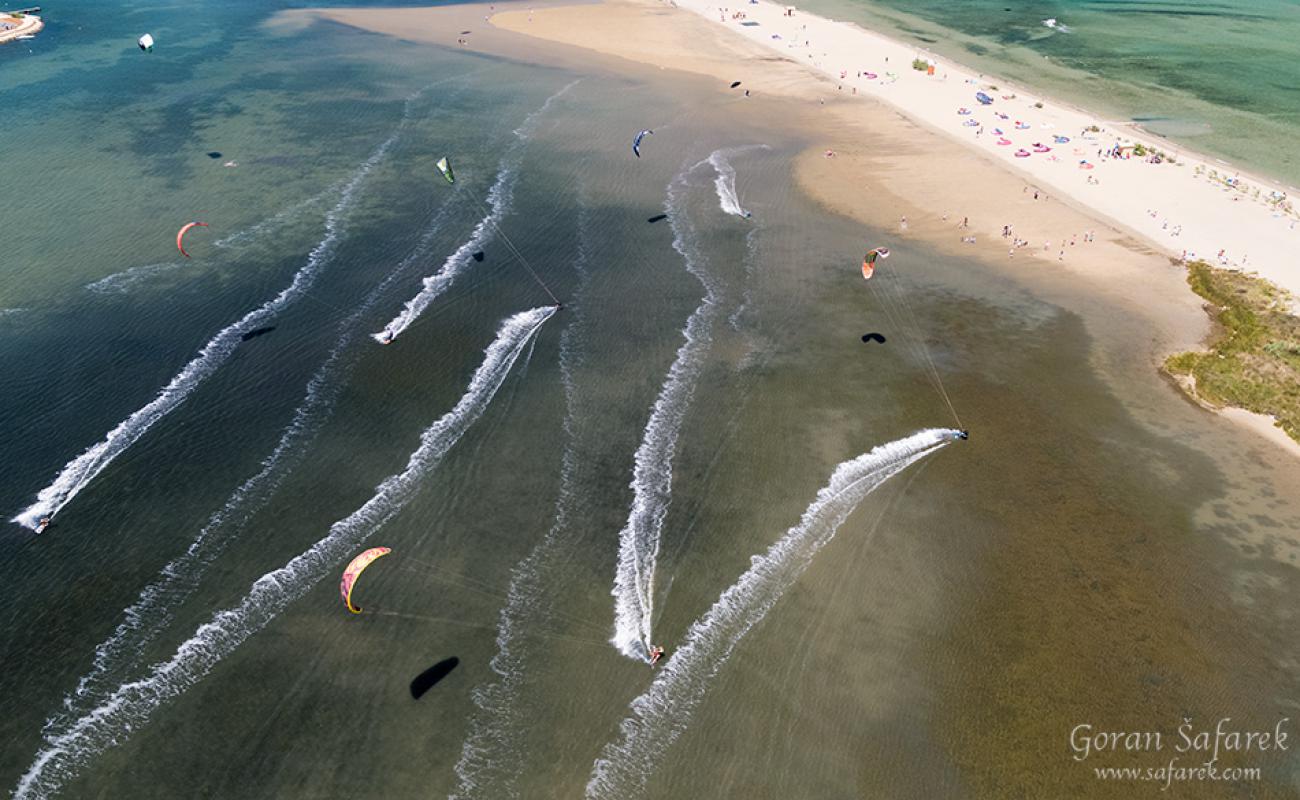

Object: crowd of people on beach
[702,0,1297,277]
[992,218,1096,262]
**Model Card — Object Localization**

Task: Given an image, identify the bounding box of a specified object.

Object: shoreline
[833,13,1300,200]
[491,0,1300,455]
[663,0,1300,296]
[286,1,1298,456]
[0,12,42,43]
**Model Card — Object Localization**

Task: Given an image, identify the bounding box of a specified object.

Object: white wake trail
[10,101,417,531]
[373,81,577,345]
[84,262,186,295]
[451,206,594,800]
[12,305,557,800]
[47,189,467,734]
[707,146,766,218]
[589,429,957,799]
[85,187,339,297]
[212,187,335,250]
[611,150,746,662]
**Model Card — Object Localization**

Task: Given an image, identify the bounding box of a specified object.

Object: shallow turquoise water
[797,0,1300,185]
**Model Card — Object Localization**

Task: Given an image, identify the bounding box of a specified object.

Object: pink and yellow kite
[340,547,391,614]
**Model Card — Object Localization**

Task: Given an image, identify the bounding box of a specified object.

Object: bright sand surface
[0,13,43,43]
[299,0,1298,450]
[671,0,1300,294]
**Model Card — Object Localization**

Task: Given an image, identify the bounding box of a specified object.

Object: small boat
[997,138,1012,146]
[1015,149,1031,158]
[975,91,993,105]
[1033,143,1051,153]
[957,107,972,115]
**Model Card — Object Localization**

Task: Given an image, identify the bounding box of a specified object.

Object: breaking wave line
[12,305,557,800]
[589,429,957,798]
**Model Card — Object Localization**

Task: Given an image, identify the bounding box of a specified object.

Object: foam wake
[589,429,957,798]
[212,187,335,250]
[707,146,766,218]
[611,154,733,662]
[84,263,186,295]
[452,206,594,800]
[373,81,577,345]
[86,184,339,297]
[12,305,556,800]
[9,99,415,531]
[47,188,467,734]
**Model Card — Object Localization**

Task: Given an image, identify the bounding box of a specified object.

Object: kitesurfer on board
[649,645,665,665]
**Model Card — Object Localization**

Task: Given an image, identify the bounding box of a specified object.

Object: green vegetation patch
[1164,260,1300,443]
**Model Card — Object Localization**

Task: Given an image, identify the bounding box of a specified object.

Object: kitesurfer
[952,430,969,440]
[649,645,665,665]
[36,517,51,533]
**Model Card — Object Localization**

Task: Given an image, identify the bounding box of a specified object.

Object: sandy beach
[480,0,1300,291]
[295,0,1300,451]
[676,0,1300,293]
[0,12,42,44]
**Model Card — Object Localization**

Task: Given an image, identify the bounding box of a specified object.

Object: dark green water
[2,3,1297,798]
[795,0,1300,186]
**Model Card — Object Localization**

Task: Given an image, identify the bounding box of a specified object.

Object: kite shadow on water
[646,214,668,224]
[240,326,276,341]
[410,657,460,699]
[861,332,887,344]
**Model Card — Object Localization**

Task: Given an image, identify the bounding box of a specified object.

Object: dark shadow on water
[472,250,485,262]
[241,326,276,341]
[410,657,459,699]
[861,332,887,343]
[646,214,668,224]
[207,151,222,159]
